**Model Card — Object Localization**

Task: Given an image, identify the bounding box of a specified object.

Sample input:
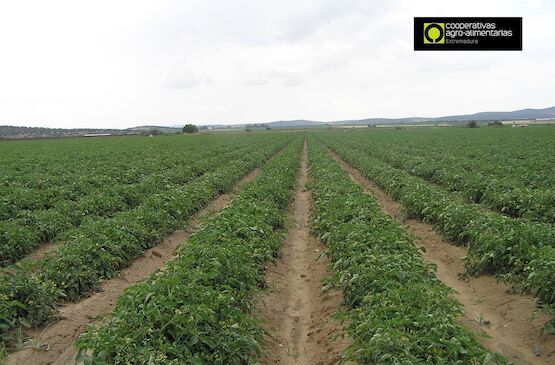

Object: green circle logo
[424,23,445,44]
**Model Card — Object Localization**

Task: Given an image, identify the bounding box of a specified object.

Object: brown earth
[329,149,555,365]
[257,142,352,365]
[25,242,58,262]
[5,167,262,365]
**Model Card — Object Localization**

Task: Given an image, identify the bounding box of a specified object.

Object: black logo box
[414,17,522,51]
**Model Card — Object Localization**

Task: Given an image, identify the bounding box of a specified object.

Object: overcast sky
[1,0,554,128]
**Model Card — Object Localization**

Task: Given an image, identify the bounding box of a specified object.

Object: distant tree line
[0,125,126,138]
[245,123,270,129]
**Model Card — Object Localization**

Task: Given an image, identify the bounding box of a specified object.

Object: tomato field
[1,127,554,364]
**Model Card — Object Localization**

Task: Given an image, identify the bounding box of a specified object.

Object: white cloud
[0,0,553,127]
[242,79,269,86]
[162,55,213,89]
[163,72,203,89]
[267,70,304,87]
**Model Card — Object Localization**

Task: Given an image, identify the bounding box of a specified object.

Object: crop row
[337,127,555,189]
[0,134,271,220]
[0,140,276,266]
[308,139,506,364]
[74,139,303,364]
[0,136,209,219]
[0,137,291,352]
[334,133,555,223]
[318,135,555,317]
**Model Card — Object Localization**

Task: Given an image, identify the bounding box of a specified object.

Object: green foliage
[318,130,555,322]
[182,124,199,133]
[327,127,555,223]
[0,269,60,351]
[0,133,293,351]
[75,140,302,364]
[308,139,506,364]
[0,135,285,265]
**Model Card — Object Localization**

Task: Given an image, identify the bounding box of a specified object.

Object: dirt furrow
[257,142,350,365]
[5,167,262,365]
[328,149,555,365]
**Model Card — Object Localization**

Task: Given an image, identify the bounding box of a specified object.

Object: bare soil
[257,143,351,365]
[5,167,262,365]
[329,149,555,365]
[25,242,59,261]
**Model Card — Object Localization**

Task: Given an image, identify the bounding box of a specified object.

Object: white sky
[0,0,554,128]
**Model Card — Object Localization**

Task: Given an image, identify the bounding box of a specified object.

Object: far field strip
[327,147,555,364]
[0,135,256,220]
[4,155,267,365]
[1,139,274,267]
[334,136,554,224]
[8,140,272,267]
[366,151,554,224]
[330,129,555,223]
[257,141,351,365]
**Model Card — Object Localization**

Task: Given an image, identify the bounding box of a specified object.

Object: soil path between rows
[328,148,555,365]
[257,142,352,365]
[5,166,264,365]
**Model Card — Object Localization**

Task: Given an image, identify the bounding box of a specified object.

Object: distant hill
[126,125,182,134]
[428,106,555,122]
[333,117,426,126]
[203,106,555,129]
[192,120,327,129]
[2,106,554,138]
[305,106,555,127]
